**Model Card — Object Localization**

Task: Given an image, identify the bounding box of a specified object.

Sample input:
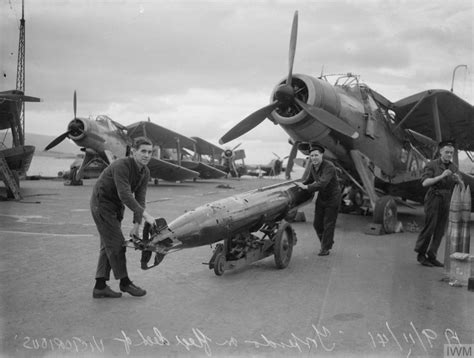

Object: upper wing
[127,121,196,149]
[190,136,224,157]
[392,90,474,151]
[0,90,41,102]
[179,160,227,179]
[0,90,41,130]
[148,157,199,182]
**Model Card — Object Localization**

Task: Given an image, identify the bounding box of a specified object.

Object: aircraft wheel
[213,251,226,276]
[373,196,398,233]
[274,221,294,269]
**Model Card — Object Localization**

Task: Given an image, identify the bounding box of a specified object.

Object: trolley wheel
[373,195,398,233]
[214,251,226,276]
[274,221,295,269]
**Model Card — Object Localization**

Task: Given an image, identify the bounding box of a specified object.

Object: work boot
[93,285,122,298]
[120,282,147,297]
[427,256,444,267]
[417,253,433,267]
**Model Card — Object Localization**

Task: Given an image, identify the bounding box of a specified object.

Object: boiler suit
[90,157,150,280]
[302,159,341,251]
[415,158,459,260]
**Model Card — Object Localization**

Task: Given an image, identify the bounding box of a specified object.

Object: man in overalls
[91,137,157,298]
[415,140,463,267]
[298,143,341,256]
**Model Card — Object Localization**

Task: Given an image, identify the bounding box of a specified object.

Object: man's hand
[452,173,464,187]
[143,211,156,226]
[129,222,140,239]
[441,169,453,178]
[294,181,308,190]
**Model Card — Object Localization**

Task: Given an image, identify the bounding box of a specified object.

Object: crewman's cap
[438,139,456,150]
[309,143,325,153]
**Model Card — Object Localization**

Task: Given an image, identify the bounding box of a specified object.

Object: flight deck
[1,177,473,357]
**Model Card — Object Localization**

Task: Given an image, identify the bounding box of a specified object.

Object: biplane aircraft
[45,92,200,184]
[246,153,289,178]
[0,90,41,197]
[126,121,227,180]
[219,11,474,233]
[189,136,247,178]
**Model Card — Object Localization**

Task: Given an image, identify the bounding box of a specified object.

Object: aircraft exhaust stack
[131,180,314,274]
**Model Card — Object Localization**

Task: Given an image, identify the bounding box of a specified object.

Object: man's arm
[421,163,454,188]
[133,171,155,225]
[306,163,336,193]
[113,163,146,219]
[422,171,452,187]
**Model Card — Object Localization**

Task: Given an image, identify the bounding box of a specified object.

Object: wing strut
[394,93,428,131]
[431,96,442,143]
[350,150,378,209]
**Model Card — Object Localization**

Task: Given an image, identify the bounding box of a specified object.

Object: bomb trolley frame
[207,220,297,276]
[128,218,297,275]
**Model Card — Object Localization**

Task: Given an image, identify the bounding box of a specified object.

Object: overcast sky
[1,0,472,164]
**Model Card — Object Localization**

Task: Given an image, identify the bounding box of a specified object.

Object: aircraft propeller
[45,91,103,151]
[219,11,358,145]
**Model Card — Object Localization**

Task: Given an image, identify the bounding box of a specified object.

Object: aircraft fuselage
[269,74,432,203]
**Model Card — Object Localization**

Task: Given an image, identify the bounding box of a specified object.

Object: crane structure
[14,0,26,146]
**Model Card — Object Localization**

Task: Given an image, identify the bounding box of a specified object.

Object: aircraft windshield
[96,115,116,131]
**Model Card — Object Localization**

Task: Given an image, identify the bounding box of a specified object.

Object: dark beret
[438,140,456,149]
[309,143,325,153]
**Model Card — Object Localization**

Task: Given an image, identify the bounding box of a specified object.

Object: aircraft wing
[190,136,224,157]
[392,90,474,151]
[178,160,227,179]
[0,90,41,103]
[127,121,196,149]
[147,157,199,182]
[0,91,41,130]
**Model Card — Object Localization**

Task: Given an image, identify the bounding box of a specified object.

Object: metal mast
[15,0,26,146]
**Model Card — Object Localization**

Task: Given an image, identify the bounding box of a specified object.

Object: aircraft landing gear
[64,167,83,186]
[340,186,368,214]
[207,220,296,275]
[373,195,398,234]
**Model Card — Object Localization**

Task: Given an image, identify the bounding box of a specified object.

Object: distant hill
[1,132,79,157]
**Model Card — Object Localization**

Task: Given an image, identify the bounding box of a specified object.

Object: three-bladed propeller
[219,11,359,145]
[45,91,83,150]
[45,91,106,151]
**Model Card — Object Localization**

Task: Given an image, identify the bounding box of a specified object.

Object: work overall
[414,158,458,259]
[303,160,341,251]
[90,157,149,280]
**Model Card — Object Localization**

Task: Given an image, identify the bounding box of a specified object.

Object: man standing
[298,144,341,256]
[91,137,157,298]
[415,140,463,267]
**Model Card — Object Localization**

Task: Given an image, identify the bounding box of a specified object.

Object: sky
[1,0,473,164]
